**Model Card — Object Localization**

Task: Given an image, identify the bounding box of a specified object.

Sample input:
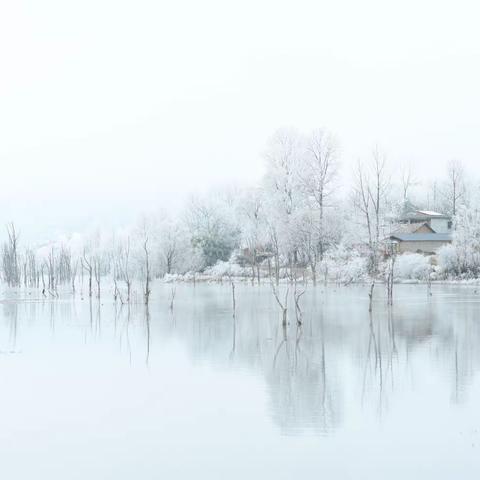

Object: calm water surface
[1,284,479,479]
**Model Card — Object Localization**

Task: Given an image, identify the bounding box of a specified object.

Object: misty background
[1,0,479,242]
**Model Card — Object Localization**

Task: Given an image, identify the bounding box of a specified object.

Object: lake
[0,283,479,479]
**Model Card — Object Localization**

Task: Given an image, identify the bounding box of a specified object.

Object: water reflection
[1,284,480,437]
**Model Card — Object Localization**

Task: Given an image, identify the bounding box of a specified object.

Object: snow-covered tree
[263,128,306,280]
[185,194,240,269]
[439,204,480,277]
[352,148,390,274]
[298,129,339,261]
[238,187,268,283]
[440,159,467,216]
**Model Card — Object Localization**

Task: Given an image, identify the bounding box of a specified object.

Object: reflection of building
[390,210,452,254]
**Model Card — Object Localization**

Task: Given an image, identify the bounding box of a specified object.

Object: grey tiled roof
[391,222,434,235]
[390,233,452,242]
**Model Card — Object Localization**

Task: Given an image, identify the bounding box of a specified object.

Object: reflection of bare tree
[145,305,151,366]
[318,315,329,430]
[268,314,340,435]
[229,281,236,360]
[453,338,460,404]
[89,298,93,330]
[230,311,236,360]
[361,308,399,418]
[4,302,18,350]
[294,325,302,370]
[2,284,480,438]
[449,317,480,406]
[49,301,55,334]
[273,324,288,368]
[122,305,133,365]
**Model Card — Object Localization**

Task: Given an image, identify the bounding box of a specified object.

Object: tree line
[0,127,475,302]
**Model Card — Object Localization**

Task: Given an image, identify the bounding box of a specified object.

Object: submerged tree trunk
[270,274,289,327]
[368,281,375,312]
[143,237,151,305]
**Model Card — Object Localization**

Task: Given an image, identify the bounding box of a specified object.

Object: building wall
[415,224,434,233]
[398,240,451,254]
[430,218,450,233]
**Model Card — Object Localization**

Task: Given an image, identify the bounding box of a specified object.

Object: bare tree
[46,247,57,295]
[54,246,72,286]
[443,159,466,217]
[71,259,78,294]
[385,242,397,306]
[158,219,182,275]
[93,255,102,298]
[299,129,339,263]
[169,285,177,311]
[353,149,389,310]
[24,247,38,288]
[81,248,93,297]
[266,222,281,285]
[297,211,321,285]
[271,280,289,327]
[117,237,132,303]
[143,240,151,304]
[112,257,121,303]
[2,223,20,287]
[264,129,301,217]
[240,188,265,285]
[353,149,389,274]
[268,258,289,326]
[40,263,46,296]
[400,164,417,201]
[139,220,152,305]
[293,275,306,326]
[426,180,440,212]
[163,238,177,275]
[264,128,303,280]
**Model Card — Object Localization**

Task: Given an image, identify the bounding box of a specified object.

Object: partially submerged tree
[2,223,20,287]
[263,128,304,282]
[353,149,390,308]
[81,248,94,298]
[116,236,133,303]
[353,148,389,275]
[137,218,152,305]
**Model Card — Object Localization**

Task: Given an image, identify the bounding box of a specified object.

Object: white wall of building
[430,218,450,233]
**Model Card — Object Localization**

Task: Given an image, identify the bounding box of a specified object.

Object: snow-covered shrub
[437,244,459,278]
[203,261,248,280]
[394,253,431,280]
[325,244,368,284]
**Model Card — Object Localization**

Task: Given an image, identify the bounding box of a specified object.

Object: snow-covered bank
[159,254,480,286]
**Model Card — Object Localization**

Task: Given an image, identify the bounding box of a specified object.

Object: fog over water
[1,283,480,479]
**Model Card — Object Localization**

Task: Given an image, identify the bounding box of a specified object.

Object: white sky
[1,0,479,240]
